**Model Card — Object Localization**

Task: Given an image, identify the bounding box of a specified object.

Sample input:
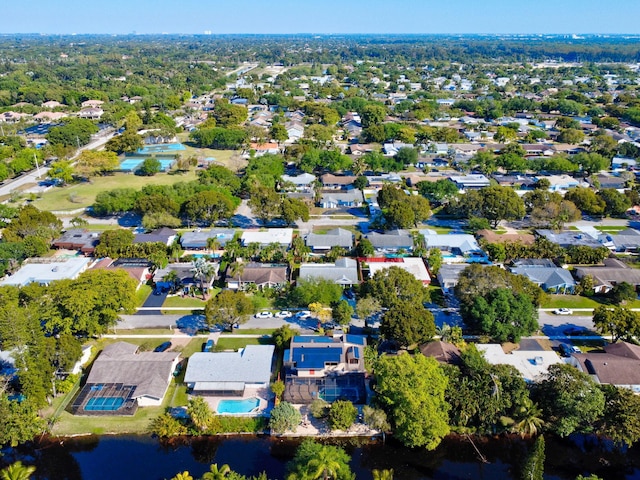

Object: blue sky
[2,0,639,35]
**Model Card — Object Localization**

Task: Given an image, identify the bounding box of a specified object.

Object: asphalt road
[538,311,594,336]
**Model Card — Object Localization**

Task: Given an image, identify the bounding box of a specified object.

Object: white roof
[1,257,90,286]
[241,228,293,246]
[184,345,275,385]
[367,257,431,283]
[476,344,562,383]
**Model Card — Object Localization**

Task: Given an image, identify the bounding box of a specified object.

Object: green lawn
[214,337,273,351]
[232,328,277,335]
[176,133,244,171]
[541,295,602,309]
[594,225,629,232]
[312,225,360,235]
[423,226,453,234]
[162,295,208,308]
[135,284,153,308]
[32,170,198,211]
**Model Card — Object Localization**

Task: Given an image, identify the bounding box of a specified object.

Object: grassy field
[176,133,244,171]
[594,225,629,232]
[312,225,360,235]
[214,336,273,351]
[32,170,198,211]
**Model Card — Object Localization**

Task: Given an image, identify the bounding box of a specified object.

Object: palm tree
[372,469,394,480]
[201,464,231,480]
[191,258,216,300]
[228,261,245,290]
[305,446,343,480]
[1,462,36,480]
[163,270,180,294]
[206,236,221,254]
[352,156,367,176]
[436,323,452,342]
[513,398,545,438]
[168,240,183,263]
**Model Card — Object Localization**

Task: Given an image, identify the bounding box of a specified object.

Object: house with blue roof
[510,266,576,294]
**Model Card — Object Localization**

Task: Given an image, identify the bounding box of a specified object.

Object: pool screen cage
[70,383,138,416]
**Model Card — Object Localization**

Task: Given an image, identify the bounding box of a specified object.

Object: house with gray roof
[510,266,576,293]
[609,229,640,253]
[74,342,181,413]
[320,190,364,209]
[184,345,274,396]
[226,263,288,290]
[133,227,177,246]
[305,228,354,252]
[298,258,359,286]
[420,232,489,264]
[366,230,413,253]
[437,264,471,293]
[281,173,316,192]
[575,258,640,294]
[180,229,235,250]
[536,230,603,248]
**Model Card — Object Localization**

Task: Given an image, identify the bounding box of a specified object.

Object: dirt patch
[502,342,519,353]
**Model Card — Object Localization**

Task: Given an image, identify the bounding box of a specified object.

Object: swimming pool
[85,397,125,411]
[217,397,260,414]
[136,143,186,154]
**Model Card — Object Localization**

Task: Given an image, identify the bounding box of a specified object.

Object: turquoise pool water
[85,397,124,411]
[136,143,185,154]
[217,397,260,414]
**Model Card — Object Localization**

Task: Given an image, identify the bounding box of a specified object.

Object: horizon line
[0,32,639,37]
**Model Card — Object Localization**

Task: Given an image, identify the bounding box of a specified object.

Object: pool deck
[199,387,271,416]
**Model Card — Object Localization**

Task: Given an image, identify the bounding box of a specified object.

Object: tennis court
[119,157,175,172]
[137,143,186,154]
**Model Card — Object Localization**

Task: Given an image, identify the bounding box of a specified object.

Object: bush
[328,400,357,431]
[309,398,330,419]
[150,413,187,437]
[269,402,301,434]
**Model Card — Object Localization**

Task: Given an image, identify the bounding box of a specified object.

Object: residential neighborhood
[2,29,640,480]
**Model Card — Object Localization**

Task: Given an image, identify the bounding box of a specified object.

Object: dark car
[154,341,172,352]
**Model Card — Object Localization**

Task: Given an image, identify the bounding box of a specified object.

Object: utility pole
[33,152,41,179]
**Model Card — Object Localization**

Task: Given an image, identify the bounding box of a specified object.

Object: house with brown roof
[52,229,101,255]
[226,263,288,290]
[476,229,535,245]
[419,341,462,365]
[320,174,356,190]
[571,342,640,393]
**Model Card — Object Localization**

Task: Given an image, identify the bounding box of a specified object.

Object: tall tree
[375,354,450,449]
[381,300,435,347]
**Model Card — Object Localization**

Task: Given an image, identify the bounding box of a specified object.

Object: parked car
[553,308,573,315]
[559,343,581,357]
[276,310,293,318]
[203,339,214,352]
[295,311,312,319]
[154,341,172,352]
[256,311,273,319]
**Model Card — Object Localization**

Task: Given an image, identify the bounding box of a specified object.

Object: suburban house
[81,99,104,109]
[285,122,305,142]
[241,228,293,248]
[93,258,153,290]
[588,174,627,190]
[421,232,489,264]
[477,343,562,383]
[574,258,640,294]
[77,107,104,120]
[298,258,359,286]
[419,341,462,365]
[153,262,218,293]
[71,342,180,415]
[612,156,637,170]
[184,345,274,396]
[281,173,316,192]
[570,342,640,392]
[476,229,535,245]
[180,229,236,250]
[448,174,491,190]
[536,230,603,249]
[607,229,640,253]
[542,175,581,192]
[320,190,364,209]
[320,174,356,190]
[248,142,280,157]
[283,335,367,404]
[437,264,471,294]
[510,265,576,293]
[52,229,101,255]
[305,228,354,252]
[226,263,288,290]
[366,230,414,253]
[133,227,178,247]
[1,257,91,287]
[364,257,431,285]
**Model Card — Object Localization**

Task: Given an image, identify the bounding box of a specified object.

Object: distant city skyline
[2,0,639,35]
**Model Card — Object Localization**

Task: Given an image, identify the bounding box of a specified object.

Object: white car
[256,311,273,319]
[276,310,293,318]
[553,308,573,315]
[295,311,312,319]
